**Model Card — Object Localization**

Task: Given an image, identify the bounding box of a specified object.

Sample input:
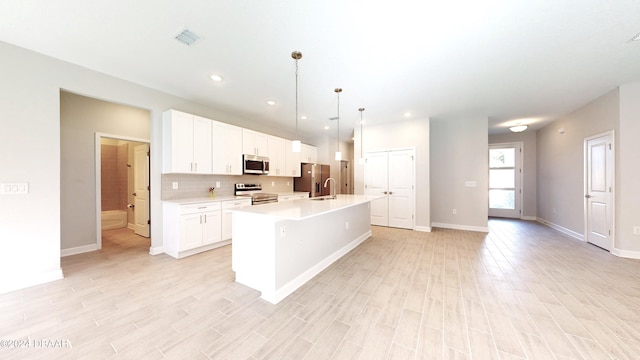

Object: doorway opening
[488,142,522,219]
[96,133,150,250]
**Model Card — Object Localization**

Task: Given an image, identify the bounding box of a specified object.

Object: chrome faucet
[324,177,337,199]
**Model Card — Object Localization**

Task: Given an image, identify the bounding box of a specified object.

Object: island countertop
[226,194,383,220]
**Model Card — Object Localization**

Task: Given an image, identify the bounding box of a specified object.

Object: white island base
[230,196,376,304]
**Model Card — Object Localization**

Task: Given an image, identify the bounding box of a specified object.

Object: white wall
[617,82,640,255]
[489,130,537,218]
[430,117,488,231]
[0,40,295,293]
[353,118,430,230]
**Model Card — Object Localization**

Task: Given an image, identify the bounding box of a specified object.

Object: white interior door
[134,144,150,237]
[364,149,414,229]
[585,134,613,250]
[488,143,522,218]
[388,150,414,228]
[365,152,389,226]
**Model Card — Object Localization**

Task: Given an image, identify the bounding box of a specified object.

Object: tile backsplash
[161,174,295,200]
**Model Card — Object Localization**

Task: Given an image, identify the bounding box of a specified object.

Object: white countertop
[226,194,384,220]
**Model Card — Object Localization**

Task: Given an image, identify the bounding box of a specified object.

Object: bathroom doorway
[96,134,150,249]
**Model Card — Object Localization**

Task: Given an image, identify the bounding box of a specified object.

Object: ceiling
[1,0,640,141]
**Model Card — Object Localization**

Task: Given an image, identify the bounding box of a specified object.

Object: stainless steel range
[234,183,278,205]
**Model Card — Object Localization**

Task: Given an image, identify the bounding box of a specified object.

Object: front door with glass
[488,143,522,218]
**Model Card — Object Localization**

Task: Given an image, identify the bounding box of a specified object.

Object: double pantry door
[364,149,415,229]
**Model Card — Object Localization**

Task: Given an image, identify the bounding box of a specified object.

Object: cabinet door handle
[199,215,203,224]
[204,214,207,223]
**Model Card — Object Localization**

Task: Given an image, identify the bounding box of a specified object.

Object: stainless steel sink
[310,196,334,201]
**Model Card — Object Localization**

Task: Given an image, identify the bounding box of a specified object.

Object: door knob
[585,194,591,198]
[133,192,137,196]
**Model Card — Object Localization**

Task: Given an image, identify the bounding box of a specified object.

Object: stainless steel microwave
[243,154,270,175]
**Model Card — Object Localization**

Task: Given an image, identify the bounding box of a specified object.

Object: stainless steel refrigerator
[294,163,331,197]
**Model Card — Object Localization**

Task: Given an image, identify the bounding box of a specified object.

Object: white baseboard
[268,230,371,304]
[611,248,640,260]
[0,268,64,295]
[149,246,164,255]
[431,222,489,233]
[536,218,584,241]
[61,244,99,257]
[521,216,537,221]
[414,226,432,232]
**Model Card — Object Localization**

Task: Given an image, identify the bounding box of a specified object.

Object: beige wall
[617,82,640,254]
[430,117,488,231]
[536,88,619,234]
[61,92,150,249]
[489,130,537,218]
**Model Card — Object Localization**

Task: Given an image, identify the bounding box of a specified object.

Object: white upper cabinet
[267,136,286,176]
[242,129,268,156]
[300,143,318,164]
[285,140,302,177]
[163,110,212,174]
[212,120,243,175]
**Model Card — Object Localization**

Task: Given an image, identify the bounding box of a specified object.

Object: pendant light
[291,51,302,152]
[358,107,365,165]
[334,88,342,161]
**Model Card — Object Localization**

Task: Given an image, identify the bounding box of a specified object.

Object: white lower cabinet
[163,201,224,259]
[222,199,252,240]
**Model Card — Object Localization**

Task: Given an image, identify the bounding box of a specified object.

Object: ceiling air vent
[174,28,201,46]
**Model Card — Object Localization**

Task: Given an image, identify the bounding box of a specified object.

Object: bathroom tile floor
[1,219,640,359]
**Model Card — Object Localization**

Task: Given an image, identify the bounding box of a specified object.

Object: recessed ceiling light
[404,112,412,117]
[632,32,640,41]
[266,100,276,106]
[300,115,308,120]
[210,74,223,82]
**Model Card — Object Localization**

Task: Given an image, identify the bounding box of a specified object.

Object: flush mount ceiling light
[266,100,276,106]
[174,28,201,46]
[210,74,223,82]
[404,112,412,118]
[301,115,308,120]
[333,88,343,161]
[509,124,528,132]
[291,51,302,153]
[324,126,330,130]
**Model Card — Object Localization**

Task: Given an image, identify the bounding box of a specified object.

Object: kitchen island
[228,194,382,304]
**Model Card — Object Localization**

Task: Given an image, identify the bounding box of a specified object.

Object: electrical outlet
[345,221,349,230]
[216,181,221,188]
[633,226,640,235]
[272,181,275,187]
[172,182,179,190]
[452,209,457,215]
[287,181,290,186]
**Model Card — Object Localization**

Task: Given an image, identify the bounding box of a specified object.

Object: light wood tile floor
[2,219,640,359]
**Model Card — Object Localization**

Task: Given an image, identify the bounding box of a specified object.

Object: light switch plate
[172,182,179,190]
[1,182,29,194]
